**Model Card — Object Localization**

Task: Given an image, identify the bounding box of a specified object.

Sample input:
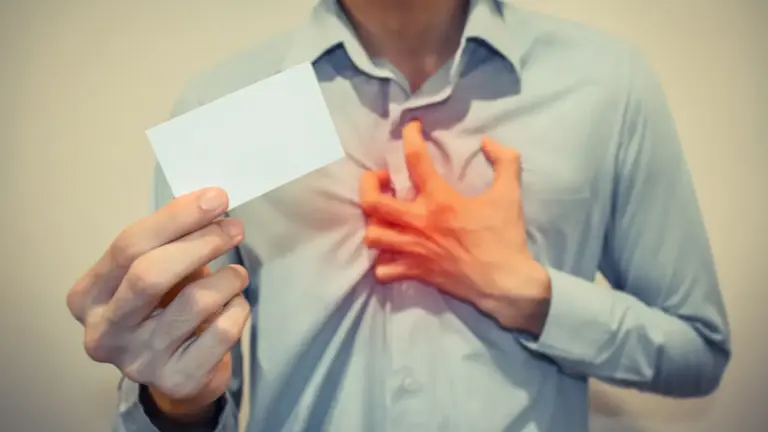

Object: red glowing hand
[360,120,551,334]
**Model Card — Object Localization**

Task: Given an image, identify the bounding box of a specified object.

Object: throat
[391,55,452,93]
[341,0,469,92]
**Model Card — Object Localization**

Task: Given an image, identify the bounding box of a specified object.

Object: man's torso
[173,2,636,430]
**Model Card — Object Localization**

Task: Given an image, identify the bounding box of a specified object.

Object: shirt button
[402,377,423,393]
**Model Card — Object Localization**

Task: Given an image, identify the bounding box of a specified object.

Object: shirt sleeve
[111,92,250,431]
[112,378,241,432]
[521,47,731,397]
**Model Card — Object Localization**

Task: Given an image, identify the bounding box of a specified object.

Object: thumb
[481,137,521,193]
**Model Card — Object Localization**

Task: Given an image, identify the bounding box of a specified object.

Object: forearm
[521,269,730,397]
[504,44,732,398]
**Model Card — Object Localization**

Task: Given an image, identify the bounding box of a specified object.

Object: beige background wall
[1,0,765,431]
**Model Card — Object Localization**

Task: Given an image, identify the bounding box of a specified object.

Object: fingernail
[199,188,227,211]
[219,218,243,240]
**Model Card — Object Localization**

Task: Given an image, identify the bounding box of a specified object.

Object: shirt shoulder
[170,27,301,117]
[519,8,641,73]
[515,8,660,119]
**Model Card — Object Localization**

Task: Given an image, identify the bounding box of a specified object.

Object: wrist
[147,386,220,423]
[482,259,552,336]
[517,263,551,337]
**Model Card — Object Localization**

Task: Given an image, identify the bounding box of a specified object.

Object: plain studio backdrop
[0,0,765,431]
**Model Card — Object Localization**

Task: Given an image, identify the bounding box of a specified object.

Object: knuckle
[428,198,453,216]
[83,327,112,363]
[66,287,85,320]
[148,332,172,354]
[120,355,154,385]
[184,290,220,320]
[123,259,164,296]
[109,229,143,269]
[156,369,201,399]
[211,321,242,347]
[121,368,143,384]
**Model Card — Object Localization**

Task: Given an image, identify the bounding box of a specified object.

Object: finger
[107,218,244,326]
[157,266,211,310]
[374,169,395,196]
[368,169,397,200]
[402,120,443,192]
[151,265,249,353]
[481,138,521,194]
[374,250,398,265]
[374,256,420,285]
[359,170,392,202]
[359,170,421,227]
[363,222,428,256]
[69,187,230,320]
[174,294,250,383]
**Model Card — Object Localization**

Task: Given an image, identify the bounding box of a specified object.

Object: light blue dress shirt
[115,1,731,431]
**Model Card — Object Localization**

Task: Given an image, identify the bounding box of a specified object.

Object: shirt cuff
[520,267,617,369]
[114,377,239,432]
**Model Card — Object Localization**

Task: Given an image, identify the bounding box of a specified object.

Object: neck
[340,0,469,91]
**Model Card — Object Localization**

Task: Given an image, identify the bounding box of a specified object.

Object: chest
[230,69,621,266]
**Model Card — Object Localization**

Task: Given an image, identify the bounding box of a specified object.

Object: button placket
[383,81,435,429]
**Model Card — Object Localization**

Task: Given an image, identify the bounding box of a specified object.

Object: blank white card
[146,62,345,210]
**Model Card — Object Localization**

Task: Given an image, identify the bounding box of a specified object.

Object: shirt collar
[282,0,530,74]
[281,0,357,70]
[464,0,530,70]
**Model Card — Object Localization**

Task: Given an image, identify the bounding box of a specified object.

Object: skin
[67,190,250,423]
[342,0,468,91]
[66,0,550,424]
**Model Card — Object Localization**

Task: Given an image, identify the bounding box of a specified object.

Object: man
[67,0,731,431]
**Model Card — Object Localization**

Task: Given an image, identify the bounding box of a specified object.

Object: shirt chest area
[230,81,617,265]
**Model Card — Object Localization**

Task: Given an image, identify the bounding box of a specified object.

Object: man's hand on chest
[359,120,552,336]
